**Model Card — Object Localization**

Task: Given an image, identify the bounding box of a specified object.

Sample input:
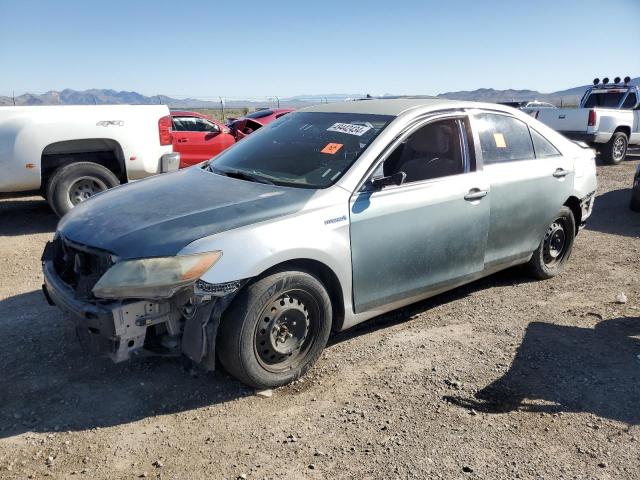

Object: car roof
[302,98,473,116]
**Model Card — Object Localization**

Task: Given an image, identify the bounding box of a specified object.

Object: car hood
[57,167,315,259]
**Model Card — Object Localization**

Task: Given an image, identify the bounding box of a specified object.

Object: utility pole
[219,97,225,120]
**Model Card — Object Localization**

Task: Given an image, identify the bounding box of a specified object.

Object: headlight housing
[92,251,222,299]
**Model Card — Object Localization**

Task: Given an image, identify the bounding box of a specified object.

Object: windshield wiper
[209,165,274,185]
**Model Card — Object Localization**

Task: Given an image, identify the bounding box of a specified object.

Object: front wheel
[217,270,332,389]
[601,132,628,165]
[527,207,575,280]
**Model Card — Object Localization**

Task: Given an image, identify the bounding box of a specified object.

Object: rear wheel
[527,206,575,280]
[601,132,628,165]
[46,162,120,216]
[217,270,332,389]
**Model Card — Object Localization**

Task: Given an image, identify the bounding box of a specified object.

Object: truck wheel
[46,162,120,216]
[217,270,332,389]
[630,191,640,212]
[601,132,628,165]
[527,207,575,280]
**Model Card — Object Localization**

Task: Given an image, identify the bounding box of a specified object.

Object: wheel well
[564,196,581,234]
[258,259,346,333]
[41,139,126,190]
[614,126,631,138]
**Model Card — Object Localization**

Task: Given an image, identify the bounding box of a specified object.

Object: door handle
[553,168,569,178]
[464,188,488,201]
[177,138,188,143]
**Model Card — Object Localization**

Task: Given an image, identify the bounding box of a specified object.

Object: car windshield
[207,112,394,188]
[583,92,625,108]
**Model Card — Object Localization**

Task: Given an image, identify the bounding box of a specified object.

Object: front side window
[621,93,637,110]
[382,118,467,183]
[475,113,535,164]
[209,112,393,188]
[530,128,561,158]
[173,116,218,132]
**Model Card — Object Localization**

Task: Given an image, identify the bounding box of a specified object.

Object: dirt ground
[0,156,639,480]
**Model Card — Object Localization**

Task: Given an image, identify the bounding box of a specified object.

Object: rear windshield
[208,112,393,188]
[245,109,273,119]
[583,92,625,108]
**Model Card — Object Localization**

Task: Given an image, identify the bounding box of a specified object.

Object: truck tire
[601,132,628,165]
[527,206,575,280]
[46,162,120,217]
[630,191,640,212]
[217,270,332,389]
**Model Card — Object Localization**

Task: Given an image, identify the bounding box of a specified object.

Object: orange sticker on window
[493,133,507,148]
[321,143,343,155]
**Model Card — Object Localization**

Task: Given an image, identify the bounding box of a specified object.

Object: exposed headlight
[92,251,222,299]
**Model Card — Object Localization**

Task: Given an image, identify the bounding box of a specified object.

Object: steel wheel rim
[543,219,568,267]
[68,177,108,205]
[613,137,626,161]
[254,289,319,373]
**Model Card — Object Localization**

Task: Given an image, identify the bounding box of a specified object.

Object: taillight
[587,109,597,127]
[158,115,173,145]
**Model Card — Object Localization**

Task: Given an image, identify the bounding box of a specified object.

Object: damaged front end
[41,235,243,369]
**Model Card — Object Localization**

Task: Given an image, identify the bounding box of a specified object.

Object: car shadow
[586,188,640,238]
[444,317,640,425]
[0,266,536,439]
[0,290,251,439]
[329,266,535,347]
[0,197,58,236]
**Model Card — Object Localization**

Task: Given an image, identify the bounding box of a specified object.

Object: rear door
[172,116,234,167]
[349,115,490,313]
[471,112,574,268]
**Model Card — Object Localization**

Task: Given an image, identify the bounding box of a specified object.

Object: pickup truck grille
[51,236,114,299]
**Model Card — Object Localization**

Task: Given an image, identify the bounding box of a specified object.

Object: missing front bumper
[43,260,182,362]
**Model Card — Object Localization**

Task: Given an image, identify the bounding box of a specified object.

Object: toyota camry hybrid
[42,98,597,389]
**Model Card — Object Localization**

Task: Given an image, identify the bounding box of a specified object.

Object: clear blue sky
[1,0,639,98]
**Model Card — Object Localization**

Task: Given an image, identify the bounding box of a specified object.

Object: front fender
[179,208,352,289]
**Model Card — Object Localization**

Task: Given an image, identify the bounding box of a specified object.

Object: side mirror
[371,171,406,190]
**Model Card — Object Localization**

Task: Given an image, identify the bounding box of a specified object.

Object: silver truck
[535,77,640,164]
[42,98,597,389]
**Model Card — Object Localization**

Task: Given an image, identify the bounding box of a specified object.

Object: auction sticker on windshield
[327,123,371,136]
[321,143,343,154]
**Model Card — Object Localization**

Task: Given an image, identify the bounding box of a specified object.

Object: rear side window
[621,93,637,110]
[530,129,561,158]
[475,113,535,164]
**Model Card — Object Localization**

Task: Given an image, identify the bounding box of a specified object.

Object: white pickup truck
[0,105,180,215]
[535,79,640,164]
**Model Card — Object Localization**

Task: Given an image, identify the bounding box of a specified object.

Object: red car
[227,108,294,140]
[170,111,236,168]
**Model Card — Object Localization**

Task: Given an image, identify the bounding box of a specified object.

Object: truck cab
[535,77,640,164]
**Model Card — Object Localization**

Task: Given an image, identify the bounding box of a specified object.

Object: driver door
[349,116,490,313]
[172,116,233,167]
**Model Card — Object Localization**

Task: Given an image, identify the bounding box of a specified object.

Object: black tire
[217,270,332,389]
[601,132,628,165]
[527,206,576,280]
[45,162,120,216]
[630,190,640,212]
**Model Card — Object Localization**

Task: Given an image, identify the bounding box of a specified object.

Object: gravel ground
[0,157,639,480]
